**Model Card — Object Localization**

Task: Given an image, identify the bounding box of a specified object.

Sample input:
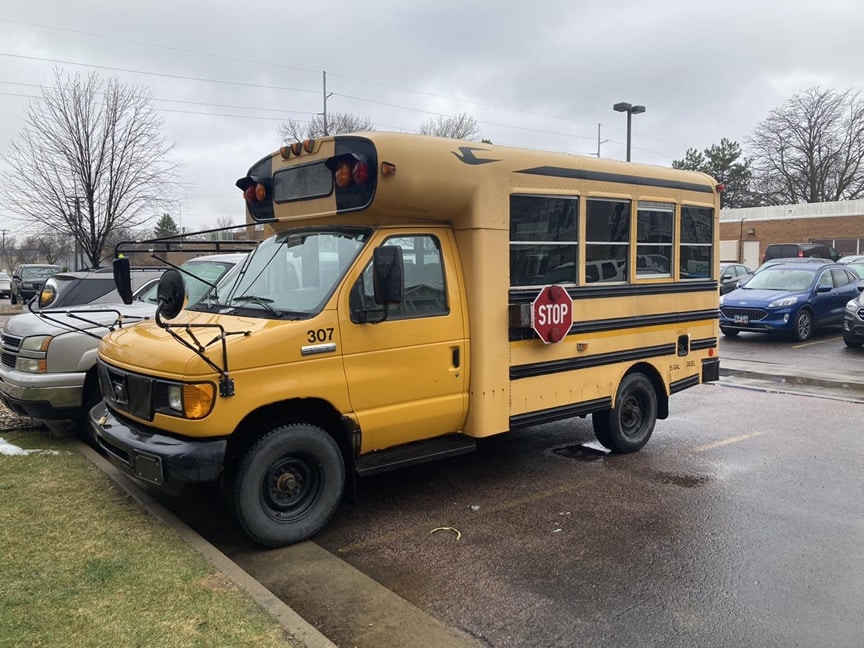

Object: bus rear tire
[592,372,657,454]
[225,422,345,547]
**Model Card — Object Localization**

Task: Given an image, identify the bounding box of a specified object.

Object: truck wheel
[592,373,657,454]
[225,423,345,547]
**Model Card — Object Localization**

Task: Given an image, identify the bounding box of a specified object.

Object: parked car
[762,243,841,263]
[10,264,62,304]
[0,253,248,438]
[0,272,11,299]
[719,262,753,295]
[37,266,166,310]
[837,254,864,265]
[842,289,864,347]
[752,256,833,274]
[720,261,863,341]
[844,262,864,279]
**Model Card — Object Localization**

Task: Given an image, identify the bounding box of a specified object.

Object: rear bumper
[88,401,227,487]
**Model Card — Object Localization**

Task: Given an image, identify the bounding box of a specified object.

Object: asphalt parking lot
[158,348,864,648]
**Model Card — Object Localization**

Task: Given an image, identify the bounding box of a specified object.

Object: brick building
[720,199,864,268]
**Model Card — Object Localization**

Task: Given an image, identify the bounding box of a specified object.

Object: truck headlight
[20,335,52,351]
[15,357,46,373]
[167,384,183,411]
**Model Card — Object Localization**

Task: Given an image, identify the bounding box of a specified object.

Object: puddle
[551,442,611,461]
[654,471,710,488]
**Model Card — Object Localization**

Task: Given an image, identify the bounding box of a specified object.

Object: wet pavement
[163,382,864,648]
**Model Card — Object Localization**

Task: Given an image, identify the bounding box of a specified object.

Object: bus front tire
[225,422,345,547]
[592,373,657,454]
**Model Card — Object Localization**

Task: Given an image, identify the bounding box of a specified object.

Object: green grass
[0,429,302,648]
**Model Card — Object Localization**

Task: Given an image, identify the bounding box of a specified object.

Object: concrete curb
[76,440,337,648]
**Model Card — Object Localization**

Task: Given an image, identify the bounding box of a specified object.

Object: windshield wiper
[230,295,281,317]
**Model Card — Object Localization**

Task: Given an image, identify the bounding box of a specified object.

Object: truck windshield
[208,228,371,317]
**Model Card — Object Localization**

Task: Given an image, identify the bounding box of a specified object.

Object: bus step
[355,434,476,477]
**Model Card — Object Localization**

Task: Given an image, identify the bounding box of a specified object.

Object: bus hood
[98,309,324,380]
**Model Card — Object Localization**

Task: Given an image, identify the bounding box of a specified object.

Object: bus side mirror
[113,257,133,305]
[372,245,404,305]
[155,269,187,321]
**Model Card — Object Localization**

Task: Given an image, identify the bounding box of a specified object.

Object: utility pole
[0,229,7,273]
[596,123,609,158]
[74,196,82,270]
[322,71,328,136]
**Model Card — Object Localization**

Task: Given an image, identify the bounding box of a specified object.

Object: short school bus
[91,132,721,547]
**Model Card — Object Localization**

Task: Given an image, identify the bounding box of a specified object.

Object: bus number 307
[307,328,334,343]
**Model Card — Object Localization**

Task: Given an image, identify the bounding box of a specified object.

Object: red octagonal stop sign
[531,284,573,344]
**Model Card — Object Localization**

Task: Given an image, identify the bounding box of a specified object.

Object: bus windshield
[201,227,372,318]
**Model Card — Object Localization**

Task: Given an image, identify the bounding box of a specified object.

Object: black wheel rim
[260,453,322,523]
[619,392,647,439]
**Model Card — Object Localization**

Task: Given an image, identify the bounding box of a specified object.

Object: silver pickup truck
[0,253,247,436]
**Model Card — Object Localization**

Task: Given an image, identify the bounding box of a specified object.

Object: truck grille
[1,334,22,368]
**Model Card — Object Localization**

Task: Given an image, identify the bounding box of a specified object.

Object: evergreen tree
[153,213,180,239]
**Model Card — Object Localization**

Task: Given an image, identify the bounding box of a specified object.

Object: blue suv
[720,261,863,341]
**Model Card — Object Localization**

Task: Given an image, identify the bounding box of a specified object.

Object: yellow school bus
[90,132,721,546]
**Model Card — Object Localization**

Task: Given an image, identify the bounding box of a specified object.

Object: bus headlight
[166,384,183,411]
[156,381,216,419]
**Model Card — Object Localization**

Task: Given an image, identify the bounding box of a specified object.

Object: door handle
[452,346,460,368]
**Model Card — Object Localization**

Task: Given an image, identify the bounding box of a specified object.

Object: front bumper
[88,401,227,488]
[719,308,794,334]
[0,366,85,419]
[843,314,864,342]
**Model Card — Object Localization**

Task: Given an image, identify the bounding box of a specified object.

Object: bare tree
[32,231,73,265]
[419,112,482,140]
[747,87,864,204]
[278,112,375,142]
[0,70,177,267]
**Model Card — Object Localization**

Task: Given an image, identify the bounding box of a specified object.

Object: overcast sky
[2,0,863,236]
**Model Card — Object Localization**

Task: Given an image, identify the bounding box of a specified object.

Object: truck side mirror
[372,246,404,305]
[113,257,133,305]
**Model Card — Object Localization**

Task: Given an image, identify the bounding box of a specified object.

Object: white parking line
[693,432,765,452]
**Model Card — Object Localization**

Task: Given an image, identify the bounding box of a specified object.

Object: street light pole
[613,101,646,162]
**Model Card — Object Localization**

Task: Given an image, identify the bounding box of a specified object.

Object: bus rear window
[273,163,333,203]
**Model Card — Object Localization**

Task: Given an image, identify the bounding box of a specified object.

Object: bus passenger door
[339,232,468,452]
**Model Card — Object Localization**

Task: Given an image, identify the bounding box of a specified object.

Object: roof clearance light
[291,142,303,156]
[352,160,370,185]
[255,183,267,201]
[334,160,353,188]
[244,186,258,202]
[716,183,726,192]
[280,146,292,159]
[303,139,315,153]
